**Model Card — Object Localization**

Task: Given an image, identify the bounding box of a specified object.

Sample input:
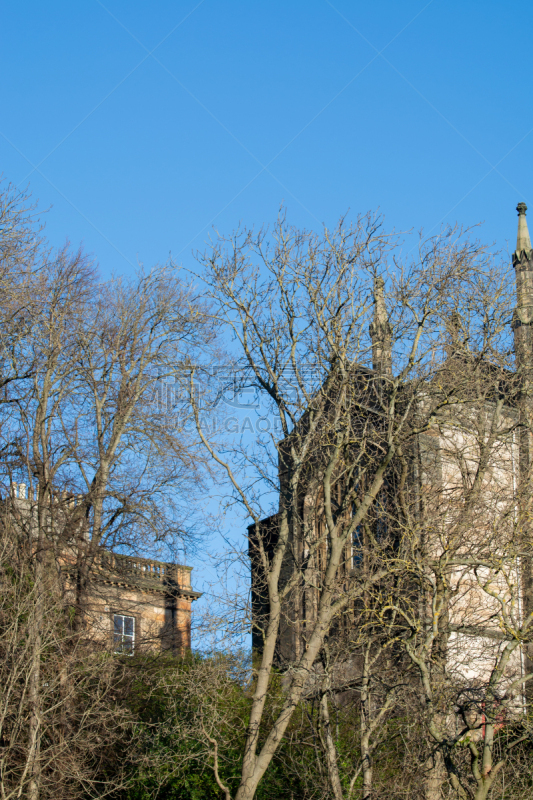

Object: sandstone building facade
[9,486,201,655]
[250,203,533,701]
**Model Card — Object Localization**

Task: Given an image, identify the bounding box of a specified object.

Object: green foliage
[102,655,533,800]
[113,652,318,800]
[113,652,244,800]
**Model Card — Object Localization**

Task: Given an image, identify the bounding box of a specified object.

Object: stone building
[9,485,201,655]
[82,549,201,655]
[250,203,533,697]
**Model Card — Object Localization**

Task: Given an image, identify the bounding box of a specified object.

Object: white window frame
[113,613,135,655]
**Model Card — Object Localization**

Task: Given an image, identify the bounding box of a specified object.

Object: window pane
[113,614,135,655]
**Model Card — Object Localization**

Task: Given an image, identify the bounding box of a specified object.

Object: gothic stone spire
[513,203,533,369]
[511,208,533,705]
[369,276,392,375]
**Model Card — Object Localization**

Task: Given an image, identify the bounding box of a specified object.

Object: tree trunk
[27,549,44,800]
[360,649,372,800]
[361,733,372,800]
[473,784,491,800]
[423,750,445,800]
[320,691,344,800]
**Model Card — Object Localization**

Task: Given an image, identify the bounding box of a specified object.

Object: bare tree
[306,606,413,800]
[187,211,517,800]
[0,183,215,800]
[0,503,137,800]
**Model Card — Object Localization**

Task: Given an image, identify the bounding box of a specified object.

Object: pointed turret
[445,311,463,358]
[513,203,533,368]
[369,276,392,375]
[511,209,533,709]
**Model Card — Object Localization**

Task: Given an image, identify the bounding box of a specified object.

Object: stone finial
[512,201,533,359]
[369,275,392,375]
[374,276,388,326]
[516,202,532,253]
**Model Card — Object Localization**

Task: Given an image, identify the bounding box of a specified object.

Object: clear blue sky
[2,0,532,274]
[2,1,532,619]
